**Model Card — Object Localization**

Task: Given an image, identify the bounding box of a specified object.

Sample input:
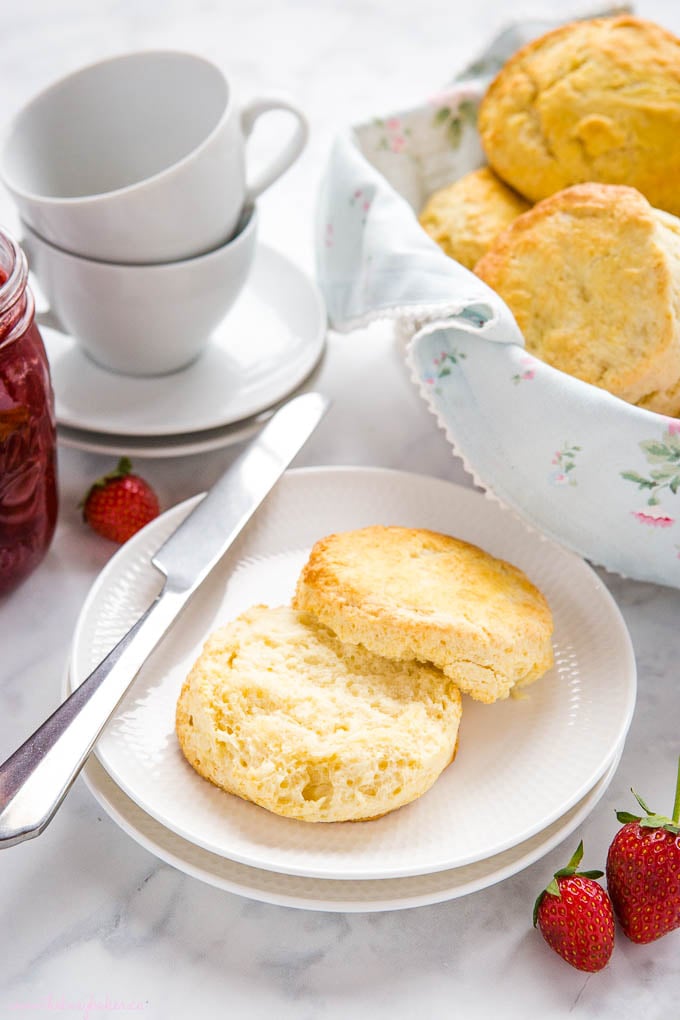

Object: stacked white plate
[66,468,636,911]
[42,244,327,458]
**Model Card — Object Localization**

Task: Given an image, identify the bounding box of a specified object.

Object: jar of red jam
[0,226,57,595]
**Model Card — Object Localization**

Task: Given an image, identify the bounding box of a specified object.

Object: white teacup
[1,51,307,264]
[22,206,258,377]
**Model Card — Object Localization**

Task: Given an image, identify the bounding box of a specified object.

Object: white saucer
[56,419,262,458]
[74,732,622,912]
[70,468,636,881]
[55,349,326,458]
[41,243,326,438]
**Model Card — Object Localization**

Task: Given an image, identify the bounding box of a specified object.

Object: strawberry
[533,841,615,972]
[81,457,160,543]
[606,756,680,944]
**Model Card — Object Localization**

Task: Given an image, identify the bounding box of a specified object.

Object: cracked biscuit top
[477,15,680,216]
[474,182,680,416]
[293,526,554,704]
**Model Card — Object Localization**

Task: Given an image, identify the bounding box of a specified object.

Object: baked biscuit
[293,526,554,704]
[418,166,530,270]
[478,16,680,215]
[474,183,680,415]
[176,605,462,823]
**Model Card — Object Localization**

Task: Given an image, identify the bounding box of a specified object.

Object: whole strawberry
[606,756,680,944]
[533,841,615,972]
[81,457,160,543]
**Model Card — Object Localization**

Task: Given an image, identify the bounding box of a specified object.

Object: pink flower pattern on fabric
[349,188,373,225]
[549,443,581,487]
[513,355,537,385]
[632,512,675,528]
[621,425,680,507]
[424,348,466,394]
[373,116,412,154]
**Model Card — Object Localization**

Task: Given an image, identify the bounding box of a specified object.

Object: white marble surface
[2,0,680,1016]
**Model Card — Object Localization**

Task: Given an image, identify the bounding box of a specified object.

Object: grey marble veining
[2,1,680,1017]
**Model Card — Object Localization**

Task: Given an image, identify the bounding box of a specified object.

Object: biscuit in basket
[418,166,530,270]
[176,604,462,823]
[477,15,680,216]
[474,183,680,415]
[293,526,554,704]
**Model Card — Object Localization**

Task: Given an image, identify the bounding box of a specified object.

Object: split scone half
[293,526,554,704]
[176,604,462,823]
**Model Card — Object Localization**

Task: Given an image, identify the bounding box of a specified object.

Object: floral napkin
[316,5,680,589]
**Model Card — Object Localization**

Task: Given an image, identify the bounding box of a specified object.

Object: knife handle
[0,587,184,848]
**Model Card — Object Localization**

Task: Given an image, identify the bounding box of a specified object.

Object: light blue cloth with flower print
[315,7,680,589]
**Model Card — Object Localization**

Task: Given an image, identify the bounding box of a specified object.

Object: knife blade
[0,391,329,848]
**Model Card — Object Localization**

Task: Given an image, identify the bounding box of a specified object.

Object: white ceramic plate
[42,244,326,437]
[73,724,622,912]
[70,468,636,880]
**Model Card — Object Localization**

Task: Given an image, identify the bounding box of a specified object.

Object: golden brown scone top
[478,16,680,215]
[418,166,530,270]
[294,525,554,704]
[474,182,680,415]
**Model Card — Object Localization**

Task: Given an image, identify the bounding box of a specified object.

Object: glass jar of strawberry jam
[0,226,57,595]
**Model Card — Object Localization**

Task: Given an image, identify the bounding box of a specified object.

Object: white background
[2,1,680,1017]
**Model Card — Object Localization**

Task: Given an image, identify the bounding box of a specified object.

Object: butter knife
[0,390,329,848]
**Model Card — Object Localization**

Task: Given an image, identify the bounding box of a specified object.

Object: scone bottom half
[176,605,463,823]
[293,526,555,705]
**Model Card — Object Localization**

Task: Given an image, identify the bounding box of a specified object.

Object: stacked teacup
[0,52,308,376]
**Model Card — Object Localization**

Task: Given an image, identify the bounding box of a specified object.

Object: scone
[418,166,530,270]
[474,183,680,415]
[478,15,680,215]
[293,526,554,704]
[176,605,462,823]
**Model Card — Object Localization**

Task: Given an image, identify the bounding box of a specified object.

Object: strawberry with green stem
[533,841,615,972]
[606,755,680,944]
[81,457,160,544]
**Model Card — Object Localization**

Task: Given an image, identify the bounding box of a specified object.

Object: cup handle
[241,96,308,202]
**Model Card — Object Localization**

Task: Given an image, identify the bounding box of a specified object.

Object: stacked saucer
[65,468,636,911]
[45,244,326,458]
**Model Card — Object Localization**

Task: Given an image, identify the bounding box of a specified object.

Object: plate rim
[73,715,622,912]
[70,467,637,879]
